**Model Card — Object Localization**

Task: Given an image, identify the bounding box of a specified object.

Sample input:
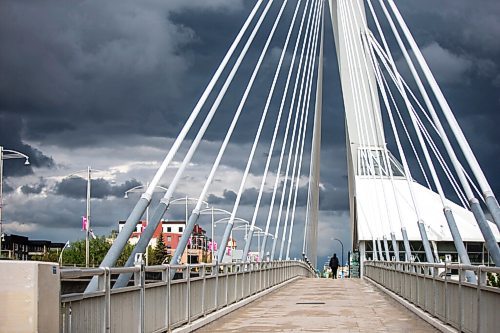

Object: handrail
[364,260,499,332]
[60,259,315,332]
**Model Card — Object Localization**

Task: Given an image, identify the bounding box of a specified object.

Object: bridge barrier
[364,261,500,333]
[60,260,314,332]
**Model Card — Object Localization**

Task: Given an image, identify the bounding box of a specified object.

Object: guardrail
[364,261,500,333]
[60,260,314,332]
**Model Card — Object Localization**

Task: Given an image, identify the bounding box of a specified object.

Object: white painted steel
[60,261,314,333]
[365,261,500,333]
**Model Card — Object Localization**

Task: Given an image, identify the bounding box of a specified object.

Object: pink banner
[82,216,88,231]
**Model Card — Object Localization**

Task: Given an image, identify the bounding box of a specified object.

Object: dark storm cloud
[21,178,47,195]
[207,180,348,212]
[54,177,142,199]
[0,0,248,149]
[0,114,55,177]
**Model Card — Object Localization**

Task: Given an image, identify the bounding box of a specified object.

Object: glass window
[179,227,183,233]
[167,227,172,232]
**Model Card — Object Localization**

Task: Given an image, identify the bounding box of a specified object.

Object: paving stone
[196,278,440,332]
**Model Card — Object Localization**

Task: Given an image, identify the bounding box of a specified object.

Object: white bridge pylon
[86,0,499,292]
[328,0,500,278]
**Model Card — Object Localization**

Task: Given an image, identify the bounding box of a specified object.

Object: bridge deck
[197,278,439,332]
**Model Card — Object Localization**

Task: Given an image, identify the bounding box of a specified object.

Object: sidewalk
[197,278,439,332]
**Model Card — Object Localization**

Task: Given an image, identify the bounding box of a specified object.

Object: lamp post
[0,146,29,258]
[124,182,167,266]
[334,238,344,278]
[65,166,105,267]
[58,241,71,266]
[199,207,232,263]
[169,197,209,264]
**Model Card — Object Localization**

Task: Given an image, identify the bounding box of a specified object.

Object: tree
[152,234,167,265]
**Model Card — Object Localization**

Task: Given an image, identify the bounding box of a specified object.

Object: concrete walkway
[196,278,439,332]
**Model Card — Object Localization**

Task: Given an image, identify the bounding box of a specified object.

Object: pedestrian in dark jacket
[329,253,339,279]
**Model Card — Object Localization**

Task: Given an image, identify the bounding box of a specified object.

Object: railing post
[201,264,206,317]
[135,254,145,333]
[104,267,111,333]
[187,265,191,324]
[167,265,171,332]
[458,265,463,332]
[215,263,219,311]
[432,262,437,316]
[444,262,449,325]
[476,265,485,333]
[225,265,229,307]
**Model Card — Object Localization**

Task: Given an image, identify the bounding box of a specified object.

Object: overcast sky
[1,0,499,267]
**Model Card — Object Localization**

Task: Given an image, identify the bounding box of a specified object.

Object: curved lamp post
[0,146,29,258]
[58,241,71,266]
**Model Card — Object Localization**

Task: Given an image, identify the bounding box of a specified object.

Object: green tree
[152,235,166,265]
[487,272,499,287]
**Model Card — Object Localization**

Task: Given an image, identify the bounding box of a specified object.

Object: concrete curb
[364,277,458,333]
[172,276,302,333]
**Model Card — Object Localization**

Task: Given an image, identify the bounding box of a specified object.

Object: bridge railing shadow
[59,260,315,332]
[365,260,499,333]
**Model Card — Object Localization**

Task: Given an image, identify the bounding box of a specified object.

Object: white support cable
[258,0,313,260]
[187,0,290,218]
[285,1,323,260]
[367,36,469,207]
[414,110,469,208]
[377,0,472,207]
[381,3,500,262]
[142,0,265,200]
[380,4,500,269]
[380,1,470,208]
[364,36,407,243]
[170,0,290,267]
[88,0,266,281]
[269,0,320,260]
[130,0,276,270]
[234,0,303,261]
[220,0,321,264]
[278,0,322,260]
[158,0,275,210]
[386,0,496,201]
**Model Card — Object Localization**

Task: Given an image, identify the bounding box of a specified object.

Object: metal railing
[60,259,314,332]
[364,261,500,333]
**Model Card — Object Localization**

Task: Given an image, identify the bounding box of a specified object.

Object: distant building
[118,220,212,264]
[0,234,65,260]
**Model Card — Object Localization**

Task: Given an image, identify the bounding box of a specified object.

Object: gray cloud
[54,178,142,199]
[20,178,47,195]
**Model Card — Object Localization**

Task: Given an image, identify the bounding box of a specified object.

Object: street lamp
[58,241,71,266]
[333,238,344,278]
[124,182,167,265]
[199,207,232,263]
[0,146,29,258]
[65,166,105,267]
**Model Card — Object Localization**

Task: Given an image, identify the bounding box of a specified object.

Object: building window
[167,236,172,242]
[167,227,172,232]
[179,227,183,233]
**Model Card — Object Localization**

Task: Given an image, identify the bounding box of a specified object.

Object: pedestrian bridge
[56,260,497,332]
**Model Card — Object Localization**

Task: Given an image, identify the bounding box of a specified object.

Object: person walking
[329,253,339,279]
